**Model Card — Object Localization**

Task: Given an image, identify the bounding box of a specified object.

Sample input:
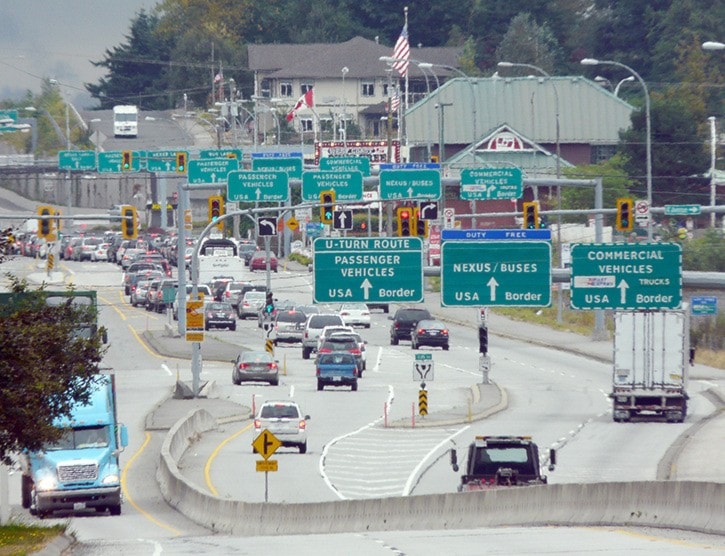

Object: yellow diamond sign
[252,429,282,460]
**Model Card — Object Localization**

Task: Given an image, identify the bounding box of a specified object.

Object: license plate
[333,376,341,382]
[73,502,86,510]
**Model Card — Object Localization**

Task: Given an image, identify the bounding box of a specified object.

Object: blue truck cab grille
[58,462,98,482]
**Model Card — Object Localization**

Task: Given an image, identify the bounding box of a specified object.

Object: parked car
[205,301,236,331]
[249,251,278,272]
[238,291,266,319]
[338,302,371,328]
[271,310,308,345]
[411,319,450,350]
[302,313,346,359]
[232,350,279,386]
[172,284,212,320]
[253,400,309,454]
[389,307,433,345]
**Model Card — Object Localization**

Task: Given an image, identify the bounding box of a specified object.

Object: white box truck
[611,306,689,423]
[113,105,138,137]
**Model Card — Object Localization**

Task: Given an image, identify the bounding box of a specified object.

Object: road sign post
[570,243,682,310]
[312,237,423,304]
[441,241,551,307]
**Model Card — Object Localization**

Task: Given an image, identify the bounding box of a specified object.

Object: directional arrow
[338,212,348,227]
[361,278,372,299]
[618,279,629,304]
[487,276,499,301]
[259,218,278,236]
[420,202,438,220]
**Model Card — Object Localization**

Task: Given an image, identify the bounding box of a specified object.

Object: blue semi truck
[20,374,128,518]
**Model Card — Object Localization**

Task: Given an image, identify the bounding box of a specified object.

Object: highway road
[1,253,723,554]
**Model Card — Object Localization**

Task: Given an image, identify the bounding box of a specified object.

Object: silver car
[253,400,309,454]
[272,310,308,345]
[232,350,278,386]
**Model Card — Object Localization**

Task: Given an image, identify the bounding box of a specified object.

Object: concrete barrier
[158,409,725,536]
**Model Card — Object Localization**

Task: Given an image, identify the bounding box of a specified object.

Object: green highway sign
[302,170,363,202]
[227,170,289,202]
[200,148,242,160]
[188,158,239,184]
[313,237,423,304]
[252,157,303,179]
[664,204,701,216]
[319,156,371,176]
[441,241,551,307]
[460,168,523,200]
[570,243,682,310]
[147,150,188,172]
[58,150,96,171]
[0,109,17,122]
[380,169,441,200]
[98,151,141,173]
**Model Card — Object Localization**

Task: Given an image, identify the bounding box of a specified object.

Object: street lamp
[581,58,652,240]
[702,41,725,50]
[341,67,349,146]
[594,75,635,97]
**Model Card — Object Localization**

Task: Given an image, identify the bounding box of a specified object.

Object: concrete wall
[157,409,725,536]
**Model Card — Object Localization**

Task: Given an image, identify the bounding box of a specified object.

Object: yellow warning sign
[256,459,278,472]
[186,300,204,329]
[252,429,282,460]
[287,217,299,231]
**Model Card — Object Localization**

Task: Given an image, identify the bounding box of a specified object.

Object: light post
[341,67,349,146]
[702,41,725,50]
[594,75,635,97]
[581,58,652,240]
[708,116,718,228]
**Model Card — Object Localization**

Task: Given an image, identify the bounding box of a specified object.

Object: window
[300,82,314,95]
[300,118,314,132]
[590,144,617,164]
[362,81,375,97]
[280,82,293,97]
[260,79,272,98]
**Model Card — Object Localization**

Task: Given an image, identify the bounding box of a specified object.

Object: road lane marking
[121,431,182,535]
[205,423,254,495]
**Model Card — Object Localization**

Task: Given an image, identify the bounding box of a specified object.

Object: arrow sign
[252,429,282,460]
[333,210,353,230]
[361,278,372,299]
[258,217,278,236]
[618,279,629,304]
[487,277,499,301]
[419,201,438,220]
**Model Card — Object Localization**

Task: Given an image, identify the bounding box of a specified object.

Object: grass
[0,523,66,556]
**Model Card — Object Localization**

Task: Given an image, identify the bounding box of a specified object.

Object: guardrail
[157,408,724,536]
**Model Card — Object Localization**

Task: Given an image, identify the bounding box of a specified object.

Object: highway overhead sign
[664,204,701,216]
[441,241,551,307]
[252,157,303,179]
[147,150,188,173]
[200,148,242,160]
[188,158,239,184]
[441,229,552,241]
[301,170,363,202]
[227,170,289,202]
[319,156,371,176]
[98,151,140,173]
[570,243,682,310]
[460,168,523,200]
[691,296,717,315]
[313,237,423,304]
[379,169,441,200]
[252,429,281,460]
[58,150,96,171]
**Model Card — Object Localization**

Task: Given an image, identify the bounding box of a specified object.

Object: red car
[249,252,278,272]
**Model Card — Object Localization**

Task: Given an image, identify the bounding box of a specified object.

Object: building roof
[406,76,635,146]
[248,36,462,79]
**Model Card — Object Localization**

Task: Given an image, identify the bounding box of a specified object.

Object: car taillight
[341,312,350,317]
[350,348,361,355]
[315,367,320,377]
[254,419,261,428]
[298,420,306,430]
[318,348,332,353]
[442,330,449,336]
[238,363,249,370]
[417,328,424,335]
[269,362,278,370]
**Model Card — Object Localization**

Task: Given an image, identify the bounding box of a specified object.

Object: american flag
[392,24,410,77]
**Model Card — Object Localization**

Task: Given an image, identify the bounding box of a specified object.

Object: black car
[205,302,236,331]
[389,307,432,345]
[239,243,259,265]
[411,319,450,350]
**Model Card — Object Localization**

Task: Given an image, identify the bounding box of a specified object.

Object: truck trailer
[20,374,128,518]
[611,307,689,423]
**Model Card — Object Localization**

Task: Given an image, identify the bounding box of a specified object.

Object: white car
[316,324,356,352]
[254,400,310,454]
[90,242,110,262]
[338,302,371,328]
[172,284,212,320]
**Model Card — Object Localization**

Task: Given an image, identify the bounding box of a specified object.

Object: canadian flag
[286,89,314,122]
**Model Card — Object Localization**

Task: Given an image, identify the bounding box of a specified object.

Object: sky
[0,0,159,108]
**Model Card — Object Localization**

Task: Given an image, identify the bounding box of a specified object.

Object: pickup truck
[315,352,359,391]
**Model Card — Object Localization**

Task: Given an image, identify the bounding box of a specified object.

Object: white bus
[112,105,138,138]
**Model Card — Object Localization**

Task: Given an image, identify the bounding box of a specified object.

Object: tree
[494,13,561,73]
[0,278,108,465]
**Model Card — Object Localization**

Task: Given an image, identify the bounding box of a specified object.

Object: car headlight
[37,475,58,491]
[102,474,120,485]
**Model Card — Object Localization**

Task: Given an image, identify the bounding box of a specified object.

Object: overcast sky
[0,1,158,108]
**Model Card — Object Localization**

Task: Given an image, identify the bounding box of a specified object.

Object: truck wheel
[302,347,311,360]
[391,336,399,346]
[299,442,307,454]
[21,475,32,509]
[351,381,358,392]
[317,380,323,391]
[110,504,122,516]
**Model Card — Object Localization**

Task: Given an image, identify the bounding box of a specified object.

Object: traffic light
[208,195,224,229]
[522,201,539,229]
[397,207,413,237]
[320,190,336,224]
[120,205,138,239]
[414,208,428,238]
[478,326,489,354]
[615,197,634,232]
[37,205,54,240]
[175,152,187,173]
[265,292,275,314]
[430,155,439,163]
[121,150,132,171]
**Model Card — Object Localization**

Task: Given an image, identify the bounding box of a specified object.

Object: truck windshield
[45,426,110,451]
[479,447,529,463]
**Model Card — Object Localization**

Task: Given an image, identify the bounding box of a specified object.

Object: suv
[271,310,308,345]
[148,279,178,313]
[389,307,432,345]
[254,400,310,454]
[302,313,345,359]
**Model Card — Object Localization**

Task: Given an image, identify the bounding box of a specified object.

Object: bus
[112,105,138,138]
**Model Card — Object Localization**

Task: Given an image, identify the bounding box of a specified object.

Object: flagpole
[403,6,409,159]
